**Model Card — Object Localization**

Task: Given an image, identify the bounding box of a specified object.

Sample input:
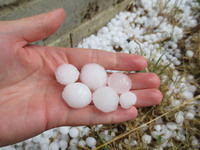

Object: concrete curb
[47,0,132,48]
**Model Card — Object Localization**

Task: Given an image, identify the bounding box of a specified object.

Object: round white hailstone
[129,139,137,146]
[80,63,107,91]
[175,111,184,124]
[176,132,185,141]
[62,82,92,108]
[102,27,109,33]
[166,122,177,130]
[86,137,97,148]
[192,136,198,146]
[186,50,194,57]
[16,142,23,146]
[185,112,194,119]
[171,130,177,138]
[39,137,50,145]
[41,143,49,150]
[113,37,119,43]
[60,134,69,140]
[59,126,70,135]
[104,130,109,135]
[124,138,129,144]
[188,85,197,93]
[70,138,78,147]
[97,124,103,128]
[24,138,32,144]
[43,130,53,139]
[95,126,100,132]
[108,72,132,94]
[113,128,118,133]
[55,64,79,85]
[111,132,115,137]
[78,140,86,147]
[142,134,152,144]
[174,60,181,66]
[188,109,196,115]
[161,75,168,83]
[49,142,59,150]
[93,86,119,112]
[171,100,181,107]
[32,134,42,143]
[154,125,162,132]
[24,143,35,150]
[82,127,90,136]
[59,140,68,149]
[119,92,137,109]
[187,75,194,80]
[160,141,168,148]
[161,125,168,132]
[2,146,15,150]
[77,126,84,131]
[79,131,84,138]
[119,143,123,149]
[69,127,79,138]
[162,129,172,140]
[104,135,112,142]
[181,91,193,100]
[151,131,160,139]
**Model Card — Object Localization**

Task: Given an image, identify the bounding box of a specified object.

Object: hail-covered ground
[1,0,200,150]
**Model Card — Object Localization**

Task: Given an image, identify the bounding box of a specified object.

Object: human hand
[0,8,162,146]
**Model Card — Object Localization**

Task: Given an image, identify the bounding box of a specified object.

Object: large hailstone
[80,63,107,91]
[108,72,132,94]
[119,92,137,109]
[93,86,119,112]
[55,64,79,85]
[62,82,92,108]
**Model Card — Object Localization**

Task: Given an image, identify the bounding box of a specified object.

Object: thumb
[9,8,66,43]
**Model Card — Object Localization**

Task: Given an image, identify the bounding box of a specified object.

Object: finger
[129,73,160,89]
[58,106,138,126]
[132,89,163,107]
[7,8,65,43]
[65,48,147,71]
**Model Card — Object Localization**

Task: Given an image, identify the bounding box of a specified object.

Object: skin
[0,8,162,147]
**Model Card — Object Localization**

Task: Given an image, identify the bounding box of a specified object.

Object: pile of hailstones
[55,63,137,112]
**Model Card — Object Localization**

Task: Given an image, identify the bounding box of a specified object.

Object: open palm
[0,9,162,146]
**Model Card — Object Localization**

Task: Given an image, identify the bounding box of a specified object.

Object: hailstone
[119,92,137,109]
[93,86,119,112]
[69,138,78,147]
[108,72,132,94]
[86,137,97,148]
[59,126,70,135]
[49,142,59,150]
[80,63,107,91]
[42,130,53,138]
[62,82,92,108]
[55,64,79,85]
[59,140,68,149]
[78,140,86,147]
[69,127,79,138]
